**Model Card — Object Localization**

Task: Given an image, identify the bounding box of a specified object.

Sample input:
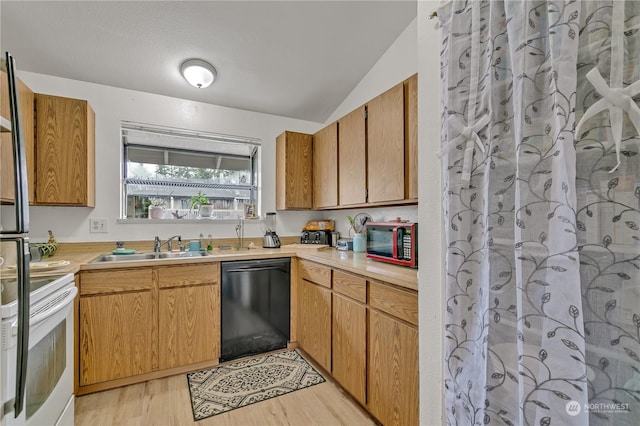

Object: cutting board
[280,244,330,250]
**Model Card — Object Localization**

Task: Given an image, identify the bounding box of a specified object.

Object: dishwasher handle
[222,258,290,272]
[225,266,287,273]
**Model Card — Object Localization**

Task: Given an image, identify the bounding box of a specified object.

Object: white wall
[325,17,418,124]
[321,17,419,238]
[322,11,446,425]
[18,72,322,243]
[418,1,445,425]
[17,15,421,244]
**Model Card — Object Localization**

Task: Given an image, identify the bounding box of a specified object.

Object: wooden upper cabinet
[277,73,418,210]
[313,122,338,209]
[404,74,418,200]
[34,94,95,206]
[276,131,313,210]
[1,74,35,204]
[338,106,366,206]
[367,82,405,203]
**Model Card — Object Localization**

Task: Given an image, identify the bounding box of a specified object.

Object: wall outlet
[90,218,108,233]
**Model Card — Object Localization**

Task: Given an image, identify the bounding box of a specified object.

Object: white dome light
[180,59,217,89]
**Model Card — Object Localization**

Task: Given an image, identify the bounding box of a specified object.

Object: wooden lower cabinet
[78,262,220,392]
[79,290,153,385]
[296,260,418,426]
[159,284,219,369]
[332,293,366,405]
[297,278,331,372]
[368,310,419,426]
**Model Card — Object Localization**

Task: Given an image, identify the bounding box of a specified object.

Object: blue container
[352,233,366,253]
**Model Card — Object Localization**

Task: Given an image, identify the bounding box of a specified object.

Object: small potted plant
[148,197,166,219]
[190,191,213,218]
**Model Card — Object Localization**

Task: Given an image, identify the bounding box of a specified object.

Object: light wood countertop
[294,249,417,291]
[30,245,418,291]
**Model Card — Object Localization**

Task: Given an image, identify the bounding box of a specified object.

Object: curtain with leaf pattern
[439,1,639,425]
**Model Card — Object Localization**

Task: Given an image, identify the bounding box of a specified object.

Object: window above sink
[120,122,261,220]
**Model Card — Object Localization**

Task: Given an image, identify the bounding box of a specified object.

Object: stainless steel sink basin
[158,251,209,259]
[90,251,210,263]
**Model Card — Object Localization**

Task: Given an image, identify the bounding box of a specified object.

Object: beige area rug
[187,350,326,421]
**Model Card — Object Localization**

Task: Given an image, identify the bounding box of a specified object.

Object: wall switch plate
[90,218,108,233]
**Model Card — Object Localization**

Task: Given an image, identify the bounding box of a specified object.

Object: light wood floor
[75,358,376,426]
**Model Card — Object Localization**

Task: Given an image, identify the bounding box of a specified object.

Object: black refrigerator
[1,51,31,418]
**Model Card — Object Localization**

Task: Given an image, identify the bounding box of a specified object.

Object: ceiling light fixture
[180,59,217,89]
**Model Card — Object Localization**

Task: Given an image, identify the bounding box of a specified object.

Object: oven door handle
[11,286,77,335]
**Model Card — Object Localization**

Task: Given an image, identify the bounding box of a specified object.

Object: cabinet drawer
[158,262,219,288]
[333,270,366,303]
[298,259,331,288]
[369,281,418,326]
[80,269,152,295]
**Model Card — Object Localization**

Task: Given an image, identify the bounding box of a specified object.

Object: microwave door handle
[397,227,406,260]
[392,227,398,259]
[14,237,30,417]
[5,52,30,234]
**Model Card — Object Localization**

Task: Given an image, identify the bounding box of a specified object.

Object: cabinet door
[297,279,331,372]
[1,77,35,203]
[332,293,366,405]
[313,122,338,208]
[338,106,366,206]
[367,83,405,203]
[159,284,219,369]
[404,74,418,200]
[276,131,313,210]
[79,291,153,385]
[35,94,95,206]
[368,310,419,426]
[0,133,14,202]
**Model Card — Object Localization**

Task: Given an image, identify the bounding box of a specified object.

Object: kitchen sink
[158,251,209,259]
[89,251,210,263]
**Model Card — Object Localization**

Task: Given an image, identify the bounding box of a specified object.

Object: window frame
[119,122,261,221]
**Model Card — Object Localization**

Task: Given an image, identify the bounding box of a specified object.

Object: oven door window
[367,228,394,257]
[25,320,66,420]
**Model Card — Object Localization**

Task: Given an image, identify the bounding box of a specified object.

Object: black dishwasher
[220,258,291,362]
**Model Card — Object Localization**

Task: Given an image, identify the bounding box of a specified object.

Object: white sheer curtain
[439,1,639,425]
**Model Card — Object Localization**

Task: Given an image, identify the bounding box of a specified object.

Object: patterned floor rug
[186,349,326,421]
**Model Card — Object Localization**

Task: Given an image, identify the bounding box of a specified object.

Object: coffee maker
[262,212,281,248]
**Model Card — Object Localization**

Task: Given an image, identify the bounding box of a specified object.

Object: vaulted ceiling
[1,1,416,123]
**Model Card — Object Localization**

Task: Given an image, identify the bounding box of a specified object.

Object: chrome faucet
[154,235,182,252]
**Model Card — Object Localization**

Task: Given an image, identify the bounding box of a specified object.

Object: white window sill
[117,218,263,224]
